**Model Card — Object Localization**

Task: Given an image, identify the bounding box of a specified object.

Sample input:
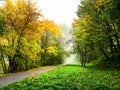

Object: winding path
[0,65,58,87]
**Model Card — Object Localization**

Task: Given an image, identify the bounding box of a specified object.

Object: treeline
[73,0,120,68]
[0,0,65,73]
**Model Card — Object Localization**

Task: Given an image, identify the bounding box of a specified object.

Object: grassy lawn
[0,65,120,90]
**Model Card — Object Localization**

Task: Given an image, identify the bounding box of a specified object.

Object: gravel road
[0,66,58,87]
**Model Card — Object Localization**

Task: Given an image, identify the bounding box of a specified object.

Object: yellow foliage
[4,0,41,35]
[1,0,61,63]
[38,19,60,37]
[0,37,8,46]
[46,46,58,56]
[72,13,90,37]
[80,13,91,26]
[21,39,40,60]
[72,18,80,28]
[72,13,90,45]
[94,0,110,9]
[40,49,45,53]
[50,40,56,45]
[72,13,91,29]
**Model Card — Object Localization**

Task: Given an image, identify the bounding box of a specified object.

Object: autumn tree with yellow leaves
[0,0,42,72]
[0,0,64,73]
[38,19,64,65]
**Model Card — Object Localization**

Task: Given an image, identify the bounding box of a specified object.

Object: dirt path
[0,65,58,87]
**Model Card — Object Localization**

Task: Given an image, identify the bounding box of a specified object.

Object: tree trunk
[80,46,86,67]
[8,56,18,73]
[1,59,7,73]
[9,58,14,73]
[98,43,109,60]
[114,34,120,50]
[0,52,7,73]
[109,37,114,61]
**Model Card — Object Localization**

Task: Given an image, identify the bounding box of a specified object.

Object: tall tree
[0,0,42,72]
[73,0,120,68]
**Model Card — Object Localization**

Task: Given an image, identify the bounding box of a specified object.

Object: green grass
[0,65,120,90]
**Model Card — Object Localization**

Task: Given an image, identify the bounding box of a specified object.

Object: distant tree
[39,19,64,65]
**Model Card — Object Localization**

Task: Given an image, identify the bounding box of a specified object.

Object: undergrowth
[0,65,120,90]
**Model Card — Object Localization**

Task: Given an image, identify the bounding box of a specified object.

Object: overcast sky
[37,0,80,27]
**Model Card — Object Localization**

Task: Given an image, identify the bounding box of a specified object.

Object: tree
[73,0,120,68]
[0,8,7,73]
[0,0,42,72]
[38,19,64,65]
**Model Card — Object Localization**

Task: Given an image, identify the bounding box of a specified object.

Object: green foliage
[0,65,120,90]
[73,0,120,68]
[0,12,5,34]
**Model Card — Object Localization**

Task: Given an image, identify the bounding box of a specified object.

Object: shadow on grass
[63,64,113,71]
[63,64,81,67]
